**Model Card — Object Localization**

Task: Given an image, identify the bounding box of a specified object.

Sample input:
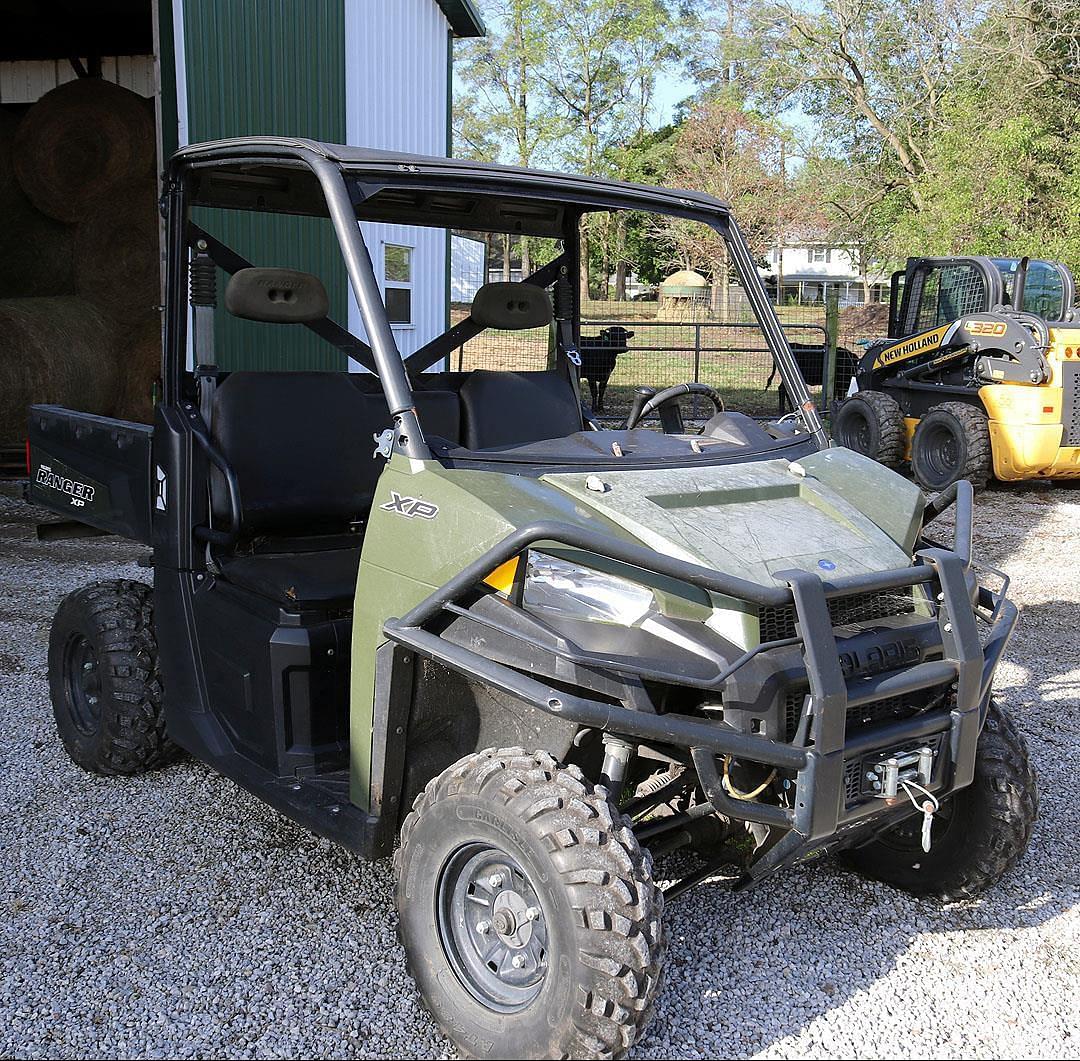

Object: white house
[759,231,889,306]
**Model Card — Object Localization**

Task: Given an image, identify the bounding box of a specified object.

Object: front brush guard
[382,480,1016,868]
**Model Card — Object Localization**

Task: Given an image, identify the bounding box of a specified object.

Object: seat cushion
[219,546,362,607]
[459,370,583,450]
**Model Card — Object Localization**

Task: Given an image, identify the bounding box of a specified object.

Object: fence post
[693,323,702,419]
[822,290,840,416]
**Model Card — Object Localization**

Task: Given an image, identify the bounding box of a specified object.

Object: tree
[753,0,984,212]
[538,0,675,299]
[657,101,801,313]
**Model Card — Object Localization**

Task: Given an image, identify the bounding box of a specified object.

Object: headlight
[522,552,656,626]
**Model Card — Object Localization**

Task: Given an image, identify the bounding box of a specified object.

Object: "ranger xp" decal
[35,464,96,507]
[381,491,439,520]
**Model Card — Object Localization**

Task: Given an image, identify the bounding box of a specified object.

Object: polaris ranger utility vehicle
[30,139,1036,1060]
[835,255,1080,489]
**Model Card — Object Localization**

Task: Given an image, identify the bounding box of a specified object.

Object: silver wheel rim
[435,842,549,1012]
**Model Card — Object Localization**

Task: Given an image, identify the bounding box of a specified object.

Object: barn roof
[436,0,486,36]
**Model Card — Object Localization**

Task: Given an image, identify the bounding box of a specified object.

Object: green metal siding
[182,0,347,370]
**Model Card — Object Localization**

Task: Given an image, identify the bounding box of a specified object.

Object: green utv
[30,139,1036,1059]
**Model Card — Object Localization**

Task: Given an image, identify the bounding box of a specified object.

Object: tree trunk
[521,236,531,279]
[502,233,511,282]
[615,260,627,301]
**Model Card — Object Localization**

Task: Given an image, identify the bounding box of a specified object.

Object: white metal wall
[344,0,450,363]
[0,56,155,103]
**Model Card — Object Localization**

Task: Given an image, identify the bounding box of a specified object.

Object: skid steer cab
[27,139,1037,1060]
[835,254,1080,488]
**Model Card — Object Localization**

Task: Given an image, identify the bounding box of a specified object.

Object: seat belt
[553,264,582,374]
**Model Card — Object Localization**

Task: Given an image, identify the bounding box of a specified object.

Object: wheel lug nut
[476,920,491,934]
[488,873,503,888]
[511,953,526,968]
[525,906,540,922]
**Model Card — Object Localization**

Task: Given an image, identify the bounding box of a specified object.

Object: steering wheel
[624,382,725,431]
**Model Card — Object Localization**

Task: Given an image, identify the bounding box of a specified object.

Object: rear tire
[48,579,178,775]
[911,401,992,491]
[394,747,665,1059]
[834,390,905,468]
[841,701,1037,899]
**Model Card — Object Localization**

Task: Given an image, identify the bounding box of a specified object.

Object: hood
[541,452,920,590]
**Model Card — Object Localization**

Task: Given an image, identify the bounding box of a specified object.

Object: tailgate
[27,405,153,545]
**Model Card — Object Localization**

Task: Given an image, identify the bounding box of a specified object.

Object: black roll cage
[163,137,829,454]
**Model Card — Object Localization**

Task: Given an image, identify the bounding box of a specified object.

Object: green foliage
[454,0,1080,297]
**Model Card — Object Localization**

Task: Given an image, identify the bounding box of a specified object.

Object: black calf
[765,341,857,406]
[579,326,635,412]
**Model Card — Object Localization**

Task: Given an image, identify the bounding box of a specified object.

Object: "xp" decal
[381,491,439,520]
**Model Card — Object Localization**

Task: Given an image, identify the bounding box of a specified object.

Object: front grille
[759,588,917,643]
[783,683,950,741]
[1063,361,1080,446]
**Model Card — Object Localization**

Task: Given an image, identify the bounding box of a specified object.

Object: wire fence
[450,300,885,424]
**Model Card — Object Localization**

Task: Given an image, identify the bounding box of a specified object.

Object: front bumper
[382,481,1015,861]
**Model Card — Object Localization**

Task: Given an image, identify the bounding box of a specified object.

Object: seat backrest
[459,370,583,450]
[210,372,390,536]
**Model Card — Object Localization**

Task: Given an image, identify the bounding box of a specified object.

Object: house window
[809,247,830,264]
[384,244,412,325]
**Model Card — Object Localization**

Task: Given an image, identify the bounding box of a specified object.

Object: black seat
[216,543,363,607]
[459,370,583,450]
[209,371,393,608]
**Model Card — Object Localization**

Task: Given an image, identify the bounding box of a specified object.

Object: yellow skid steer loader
[835,255,1080,488]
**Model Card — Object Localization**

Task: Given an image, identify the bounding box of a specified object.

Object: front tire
[48,579,177,775]
[395,748,665,1059]
[834,390,906,468]
[911,401,992,491]
[842,702,1037,899]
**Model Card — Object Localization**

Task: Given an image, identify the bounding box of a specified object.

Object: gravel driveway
[1,481,1077,1059]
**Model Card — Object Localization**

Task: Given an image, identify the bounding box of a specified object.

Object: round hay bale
[0,108,76,296]
[13,78,155,223]
[0,194,75,297]
[0,297,119,444]
[74,180,160,318]
[0,107,24,211]
[114,315,162,423]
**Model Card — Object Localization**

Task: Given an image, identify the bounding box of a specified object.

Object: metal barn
[0,0,484,453]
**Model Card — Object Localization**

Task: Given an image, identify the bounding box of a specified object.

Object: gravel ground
[1,480,1077,1059]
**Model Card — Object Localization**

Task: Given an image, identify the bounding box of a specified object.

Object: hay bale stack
[74,182,160,319]
[0,298,119,443]
[0,109,75,297]
[115,316,162,424]
[13,78,155,224]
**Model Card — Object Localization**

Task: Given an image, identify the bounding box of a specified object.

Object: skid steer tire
[48,579,178,775]
[841,701,1037,900]
[394,747,666,1060]
[911,401,992,491]
[834,390,906,468]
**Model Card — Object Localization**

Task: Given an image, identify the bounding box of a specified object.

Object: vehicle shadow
[635,830,1075,1058]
